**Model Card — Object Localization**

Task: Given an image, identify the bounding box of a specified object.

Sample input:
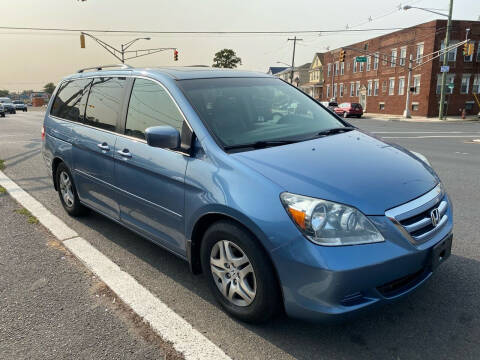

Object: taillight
[41,125,45,139]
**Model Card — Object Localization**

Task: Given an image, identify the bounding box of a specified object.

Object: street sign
[441,65,450,73]
[356,56,367,62]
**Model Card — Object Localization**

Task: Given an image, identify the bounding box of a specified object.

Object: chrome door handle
[97,143,110,151]
[117,149,132,158]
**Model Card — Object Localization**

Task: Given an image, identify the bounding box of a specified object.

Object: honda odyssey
[42,65,453,323]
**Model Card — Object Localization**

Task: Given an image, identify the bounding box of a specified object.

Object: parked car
[0,97,16,114]
[0,103,5,117]
[334,102,363,118]
[320,101,338,111]
[13,100,27,112]
[42,66,453,323]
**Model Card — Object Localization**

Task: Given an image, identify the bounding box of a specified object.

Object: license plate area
[430,234,452,271]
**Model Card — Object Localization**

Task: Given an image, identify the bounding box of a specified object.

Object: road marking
[0,169,231,360]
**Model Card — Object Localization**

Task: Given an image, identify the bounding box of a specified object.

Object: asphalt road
[1,111,480,360]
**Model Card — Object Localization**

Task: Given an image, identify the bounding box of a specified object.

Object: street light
[276,61,291,67]
[404,1,453,120]
[121,37,151,63]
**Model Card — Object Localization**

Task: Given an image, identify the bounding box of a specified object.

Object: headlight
[280,192,384,246]
[410,151,431,166]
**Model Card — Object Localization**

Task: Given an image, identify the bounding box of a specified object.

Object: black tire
[343,111,348,118]
[24,109,27,112]
[200,220,281,323]
[55,163,88,217]
[357,114,362,118]
[12,110,16,114]
[0,113,4,118]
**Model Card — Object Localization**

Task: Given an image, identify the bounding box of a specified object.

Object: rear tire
[55,163,88,217]
[200,220,281,323]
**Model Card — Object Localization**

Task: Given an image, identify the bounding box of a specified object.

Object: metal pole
[439,0,453,120]
[121,44,124,64]
[404,54,413,118]
[291,36,296,84]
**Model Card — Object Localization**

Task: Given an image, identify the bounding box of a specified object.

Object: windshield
[178,77,344,148]
[13,101,24,104]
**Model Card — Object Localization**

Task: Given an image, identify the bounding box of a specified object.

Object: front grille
[377,268,427,298]
[385,184,448,244]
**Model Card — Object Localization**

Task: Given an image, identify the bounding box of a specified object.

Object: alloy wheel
[59,171,74,208]
[210,240,257,307]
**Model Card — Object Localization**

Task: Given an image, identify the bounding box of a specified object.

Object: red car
[334,102,363,118]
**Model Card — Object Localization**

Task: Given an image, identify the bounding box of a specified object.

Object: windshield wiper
[316,126,355,136]
[224,139,297,151]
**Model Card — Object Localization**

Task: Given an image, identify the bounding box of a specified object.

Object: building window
[379,103,385,110]
[340,83,344,97]
[353,59,357,73]
[465,101,474,111]
[416,43,424,64]
[367,80,372,96]
[389,78,395,95]
[473,75,480,94]
[436,74,455,94]
[391,49,397,67]
[335,62,339,76]
[413,75,421,94]
[359,61,364,72]
[355,81,360,97]
[441,40,458,62]
[412,102,419,111]
[382,80,387,94]
[382,54,388,66]
[461,74,470,94]
[366,56,371,71]
[350,82,355,96]
[373,53,379,70]
[327,63,331,77]
[399,47,407,66]
[333,83,337,98]
[398,77,405,95]
[374,79,379,96]
[326,84,330,98]
[340,62,344,75]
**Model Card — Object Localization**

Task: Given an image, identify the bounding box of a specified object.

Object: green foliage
[212,49,242,69]
[15,208,39,224]
[0,186,6,194]
[0,89,9,97]
[0,159,4,170]
[43,82,56,95]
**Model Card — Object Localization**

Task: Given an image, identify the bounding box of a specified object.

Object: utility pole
[404,54,413,118]
[287,36,303,84]
[438,0,454,120]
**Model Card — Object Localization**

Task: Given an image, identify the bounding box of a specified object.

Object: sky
[1,0,479,91]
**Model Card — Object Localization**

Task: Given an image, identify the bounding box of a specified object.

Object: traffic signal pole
[438,0,453,120]
[288,36,303,84]
[403,54,413,118]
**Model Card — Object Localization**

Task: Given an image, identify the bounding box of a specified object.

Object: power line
[0,25,423,35]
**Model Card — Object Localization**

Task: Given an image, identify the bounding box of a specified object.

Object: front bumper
[270,195,453,322]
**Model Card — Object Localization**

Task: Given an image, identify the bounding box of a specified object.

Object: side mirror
[145,126,180,150]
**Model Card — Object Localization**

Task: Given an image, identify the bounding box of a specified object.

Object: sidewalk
[0,190,170,360]
[363,112,480,122]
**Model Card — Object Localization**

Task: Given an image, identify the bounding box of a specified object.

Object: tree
[0,89,9,97]
[212,49,242,69]
[43,82,56,95]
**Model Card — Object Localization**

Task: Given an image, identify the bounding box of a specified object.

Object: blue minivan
[42,65,453,323]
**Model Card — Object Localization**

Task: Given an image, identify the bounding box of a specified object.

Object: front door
[73,77,128,220]
[359,87,367,111]
[114,78,188,254]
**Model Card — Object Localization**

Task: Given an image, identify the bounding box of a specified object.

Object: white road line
[0,169,231,360]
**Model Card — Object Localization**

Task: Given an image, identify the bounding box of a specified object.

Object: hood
[233,130,438,215]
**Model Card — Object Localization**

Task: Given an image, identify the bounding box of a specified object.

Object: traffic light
[339,50,346,62]
[463,42,474,56]
[174,49,179,61]
[80,33,85,49]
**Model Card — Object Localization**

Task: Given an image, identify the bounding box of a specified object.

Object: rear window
[84,77,127,132]
[51,79,92,122]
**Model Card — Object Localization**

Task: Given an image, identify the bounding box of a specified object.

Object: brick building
[320,20,480,117]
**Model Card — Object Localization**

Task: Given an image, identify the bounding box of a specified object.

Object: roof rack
[77,64,133,73]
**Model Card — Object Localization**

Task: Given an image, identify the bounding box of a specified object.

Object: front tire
[55,163,88,217]
[200,220,281,323]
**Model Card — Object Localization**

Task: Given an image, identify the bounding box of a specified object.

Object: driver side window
[125,78,184,140]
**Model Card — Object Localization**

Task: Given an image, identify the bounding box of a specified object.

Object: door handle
[97,142,110,151]
[117,149,132,158]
